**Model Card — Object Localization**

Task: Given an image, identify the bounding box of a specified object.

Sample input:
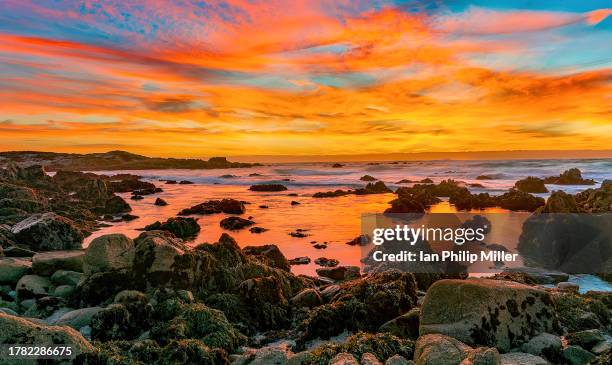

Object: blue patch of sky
[434,0,611,13]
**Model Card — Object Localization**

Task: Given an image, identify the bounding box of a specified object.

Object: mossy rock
[552,292,610,332]
[304,332,414,365]
[150,302,246,353]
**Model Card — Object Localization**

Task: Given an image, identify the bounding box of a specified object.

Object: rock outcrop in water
[514,177,548,193]
[177,198,245,215]
[544,168,596,185]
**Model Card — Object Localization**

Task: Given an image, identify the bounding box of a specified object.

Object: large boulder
[32,250,84,275]
[0,312,93,354]
[83,234,134,274]
[497,190,545,211]
[541,191,580,213]
[11,212,84,251]
[0,257,31,284]
[574,180,612,213]
[419,279,559,352]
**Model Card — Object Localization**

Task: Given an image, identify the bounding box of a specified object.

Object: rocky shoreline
[0,163,610,364]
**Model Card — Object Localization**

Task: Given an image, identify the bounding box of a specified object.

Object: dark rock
[73,269,132,307]
[249,226,267,233]
[32,250,84,275]
[360,175,378,182]
[331,163,344,168]
[289,230,309,238]
[101,195,131,214]
[346,235,370,246]
[291,288,323,308]
[514,177,548,193]
[144,217,200,239]
[11,212,83,251]
[574,180,612,212]
[2,246,36,257]
[553,291,610,332]
[289,257,311,265]
[385,197,425,213]
[379,308,420,340]
[220,217,254,231]
[312,189,353,198]
[316,266,360,281]
[249,184,287,192]
[476,175,494,180]
[178,198,245,215]
[219,174,237,179]
[562,345,596,365]
[543,168,595,185]
[291,200,300,205]
[259,205,268,209]
[315,257,339,267]
[497,189,545,211]
[154,198,168,206]
[165,180,177,184]
[243,245,290,271]
[355,181,392,195]
[16,274,52,299]
[178,180,193,184]
[567,329,605,350]
[297,271,418,343]
[542,190,580,213]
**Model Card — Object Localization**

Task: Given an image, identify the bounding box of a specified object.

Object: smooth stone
[15,275,52,299]
[557,282,579,292]
[414,333,472,365]
[52,285,75,298]
[53,307,103,330]
[83,234,134,274]
[32,250,84,276]
[50,270,83,286]
[0,258,31,284]
[520,333,562,357]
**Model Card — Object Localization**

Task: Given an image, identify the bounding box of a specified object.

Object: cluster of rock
[0,226,610,364]
[385,179,545,213]
[0,164,156,252]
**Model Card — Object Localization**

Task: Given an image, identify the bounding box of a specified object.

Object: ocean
[84,159,612,292]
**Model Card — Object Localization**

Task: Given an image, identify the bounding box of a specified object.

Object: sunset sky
[0,1,611,158]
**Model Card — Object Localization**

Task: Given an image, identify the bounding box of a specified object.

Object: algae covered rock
[419,279,559,352]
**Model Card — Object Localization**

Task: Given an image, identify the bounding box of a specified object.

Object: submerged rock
[360,175,378,182]
[11,212,84,251]
[220,216,254,231]
[249,184,288,192]
[419,279,559,352]
[144,217,200,239]
[178,198,245,215]
[316,266,360,281]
